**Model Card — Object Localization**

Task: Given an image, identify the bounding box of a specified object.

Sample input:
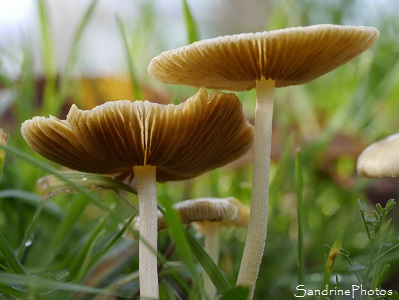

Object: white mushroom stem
[237,77,275,298]
[133,165,159,300]
[202,222,221,300]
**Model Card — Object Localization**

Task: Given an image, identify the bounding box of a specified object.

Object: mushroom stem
[134,165,159,299]
[203,222,221,300]
[237,77,275,298]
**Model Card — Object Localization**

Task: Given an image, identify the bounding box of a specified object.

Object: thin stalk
[237,77,275,299]
[203,223,220,300]
[133,165,159,299]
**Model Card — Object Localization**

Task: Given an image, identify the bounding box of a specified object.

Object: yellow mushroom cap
[148,24,379,91]
[21,88,253,182]
[357,133,399,178]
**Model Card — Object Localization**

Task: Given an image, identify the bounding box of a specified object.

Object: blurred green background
[1,0,399,299]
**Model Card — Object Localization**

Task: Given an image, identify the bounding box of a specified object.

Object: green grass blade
[0,271,128,298]
[182,0,199,43]
[10,46,37,129]
[373,242,399,264]
[162,270,194,298]
[16,200,45,258]
[65,216,106,282]
[322,230,343,288]
[75,232,105,283]
[116,16,143,100]
[186,232,231,295]
[67,218,137,300]
[295,148,305,285]
[219,286,249,300]
[42,195,89,267]
[97,270,139,299]
[57,0,98,105]
[358,200,372,241]
[370,219,391,290]
[0,281,28,298]
[37,0,57,114]
[72,245,138,300]
[157,198,197,279]
[375,263,390,289]
[335,274,340,300]
[0,190,63,220]
[89,214,136,266]
[0,144,125,222]
[0,232,26,275]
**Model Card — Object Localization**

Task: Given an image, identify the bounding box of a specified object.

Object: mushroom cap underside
[21,88,254,182]
[149,24,379,91]
[357,133,399,178]
[130,197,249,233]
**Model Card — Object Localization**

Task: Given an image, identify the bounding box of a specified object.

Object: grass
[1,0,399,299]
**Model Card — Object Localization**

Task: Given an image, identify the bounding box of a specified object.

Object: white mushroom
[357,133,399,178]
[129,197,250,300]
[148,24,380,298]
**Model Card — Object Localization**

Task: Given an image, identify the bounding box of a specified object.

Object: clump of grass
[316,199,399,300]
[359,199,398,295]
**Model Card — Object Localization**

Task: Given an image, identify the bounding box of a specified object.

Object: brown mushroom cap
[21,88,253,182]
[148,24,379,91]
[130,197,249,232]
[357,133,399,178]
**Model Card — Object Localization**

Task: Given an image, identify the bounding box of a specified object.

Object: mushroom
[148,24,380,297]
[130,197,250,300]
[20,88,254,299]
[357,133,399,178]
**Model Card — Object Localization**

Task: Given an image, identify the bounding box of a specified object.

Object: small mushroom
[148,24,380,297]
[130,197,249,231]
[21,88,253,299]
[130,197,250,300]
[357,133,399,178]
